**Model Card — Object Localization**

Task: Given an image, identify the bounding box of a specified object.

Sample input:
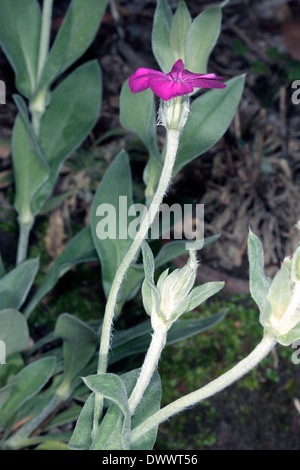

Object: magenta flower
[129,59,226,101]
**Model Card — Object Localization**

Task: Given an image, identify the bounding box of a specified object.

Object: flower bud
[141,242,223,333]
[158,95,190,132]
[157,249,198,325]
[261,243,300,346]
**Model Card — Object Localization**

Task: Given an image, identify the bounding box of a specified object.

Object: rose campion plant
[0,0,298,452]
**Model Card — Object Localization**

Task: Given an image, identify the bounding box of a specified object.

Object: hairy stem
[128,327,167,415]
[31,0,53,137]
[131,332,276,444]
[16,219,34,266]
[92,129,181,440]
[37,0,53,84]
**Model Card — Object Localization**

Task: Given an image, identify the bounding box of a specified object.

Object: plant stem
[92,128,181,440]
[37,0,53,84]
[16,219,34,266]
[131,332,277,444]
[31,0,53,137]
[128,327,167,415]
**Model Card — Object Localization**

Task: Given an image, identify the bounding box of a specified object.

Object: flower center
[169,72,182,82]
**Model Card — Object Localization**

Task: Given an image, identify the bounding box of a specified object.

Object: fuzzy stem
[128,327,167,415]
[131,332,277,444]
[31,0,53,137]
[16,219,34,266]
[92,128,181,440]
[37,0,53,84]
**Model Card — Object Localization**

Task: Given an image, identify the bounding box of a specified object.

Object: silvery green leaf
[152,0,175,73]
[0,356,56,429]
[169,1,191,62]
[0,0,41,97]
[83,373,130,450]
[54,314,98,391]
[156,268,170,290]
[174,75,245,176]
[123,369,161,450]
[37,0,109,90]
[277,322,300,346]
[120,81,161,165]
[267,262,292,326]
[141,242,155,284]
[91,150,134,298]
[68,392,95,450]
[248,230,272,323]
[169,296,191,322]
[0,258,39,310]
[0,309,29,357]
[141,242,160,317]
[187,281,224,311]
[291,243,300,282]
[185,4,221,74]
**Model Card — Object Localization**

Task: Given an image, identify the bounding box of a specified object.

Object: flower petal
[181,70,226,89]
[169,59,184,74]
[148,76,193,100]
[187,77,226,89]
[129,67,165,93]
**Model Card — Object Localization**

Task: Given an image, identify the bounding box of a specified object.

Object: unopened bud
[262,244,300,345]
[157,250,198,324]
[158,95,190,132]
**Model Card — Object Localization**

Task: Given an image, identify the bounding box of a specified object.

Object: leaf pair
[0,0,109,98]
[69,369,161,450]
[12,60,102,223]
[141,241,224,326]
[248,230,300,346]
[152,0,221,74]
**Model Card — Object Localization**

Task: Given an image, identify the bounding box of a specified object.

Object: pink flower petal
[179,69,226,89]
[148,76,193,100]
[169,59,184,74]
[129,67,165,93]
[128,60,226,99]
[187,76,226,89]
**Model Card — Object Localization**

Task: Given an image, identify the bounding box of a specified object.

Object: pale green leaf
[152,0,175,72]
[174,75,245,176]
[38,0,109,89]
[120,80,161,164]
[91,150,134,298]
[0,258,39,310]
[0,309,29,356]
[248,230,272,322]
[54,314,98,390]
[185,4,221,74]
[32,60,102,213]
[0,356,56,429]
[23,227,97,319]
[169,1,191,63]
[0,0,41,97]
